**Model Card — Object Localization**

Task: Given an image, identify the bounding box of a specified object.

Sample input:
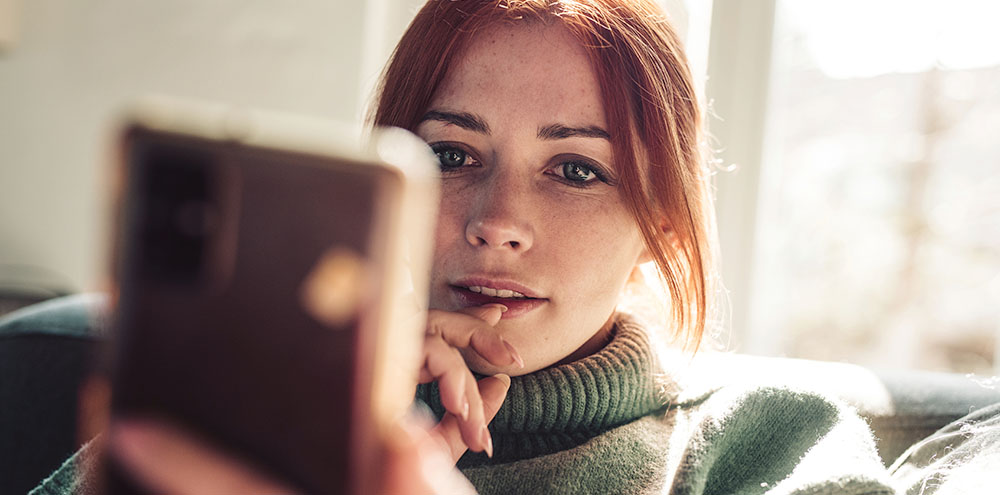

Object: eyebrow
[537,124,610,141]
[420,111,491,134]
[420,110,610,141]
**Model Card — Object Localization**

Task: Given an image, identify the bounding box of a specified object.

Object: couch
[2,294,998,494]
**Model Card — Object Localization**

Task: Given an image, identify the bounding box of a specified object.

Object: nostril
[472,235,520,249]
[466,220,532,251]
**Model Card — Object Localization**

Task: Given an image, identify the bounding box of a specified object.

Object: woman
[371,0,715,468]
[32,1,897,494]
[366,3,891,493]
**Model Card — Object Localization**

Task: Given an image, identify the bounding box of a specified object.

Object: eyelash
[428,143,615,188]
[554,160,611,188]
[430,143,480,172]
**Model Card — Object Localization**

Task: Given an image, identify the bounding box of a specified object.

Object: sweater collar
[489,313,665,434]
[417,313,668,463]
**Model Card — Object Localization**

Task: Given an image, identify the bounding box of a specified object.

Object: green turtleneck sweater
[35,315,901,495]
[414,315,896,494]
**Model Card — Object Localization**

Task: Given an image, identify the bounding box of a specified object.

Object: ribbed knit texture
[417,314,898,495]
[416,314,666,466]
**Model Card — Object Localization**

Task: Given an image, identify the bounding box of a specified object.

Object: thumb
[381,418,477,495]
[433,373,511,462]
[109,420,294,494]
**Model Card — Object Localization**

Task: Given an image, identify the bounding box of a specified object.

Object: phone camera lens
[175,200,218,238]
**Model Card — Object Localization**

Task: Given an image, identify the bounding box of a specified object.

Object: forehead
[428,22,607,128]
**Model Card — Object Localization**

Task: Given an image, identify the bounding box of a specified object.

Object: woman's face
[416,22,647,375]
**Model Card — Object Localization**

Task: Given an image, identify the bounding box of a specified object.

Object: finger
[471,331,525,369]
[421,336,470,421]
[110,421,295,495]
[381,418,477,495]
[427,308,524,369]
[459,366,488,454]
[433,374,511,462]
[425,308,496,339]
[457,304,506,325]
[455,306,524,369]
[421,345,487,455]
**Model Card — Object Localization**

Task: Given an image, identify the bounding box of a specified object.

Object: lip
[449,276,548,319]
[452,277,543,299]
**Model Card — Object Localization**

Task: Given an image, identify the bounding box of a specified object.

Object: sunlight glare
[781,0,1000,79]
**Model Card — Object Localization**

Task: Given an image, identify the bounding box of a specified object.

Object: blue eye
[549,157,616,188]
[438,149,465,169]
[561,162,598,182]
[430,144,473,171]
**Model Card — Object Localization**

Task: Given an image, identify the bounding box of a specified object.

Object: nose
[466,219,533,251]
[464,178,534,252]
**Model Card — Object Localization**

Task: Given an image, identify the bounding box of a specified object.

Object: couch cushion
[0,294,107,495]
[0,293,109,339]
[3,293,999,491]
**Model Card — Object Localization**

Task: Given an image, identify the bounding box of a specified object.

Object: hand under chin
[463,350,537,377]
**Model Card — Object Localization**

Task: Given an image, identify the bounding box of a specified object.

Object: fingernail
[481,425,493,458]
[502,339,525,369]
[484,303,508,313]
[461,397,470,421]
[493,373,511,390]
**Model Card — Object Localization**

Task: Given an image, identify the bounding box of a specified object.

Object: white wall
[0,0,429,292]
[0,0,704,296]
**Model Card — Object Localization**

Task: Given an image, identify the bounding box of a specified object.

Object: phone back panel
[110,126,395,494]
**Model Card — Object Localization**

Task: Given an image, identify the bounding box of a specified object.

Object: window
[712,0,1000,374]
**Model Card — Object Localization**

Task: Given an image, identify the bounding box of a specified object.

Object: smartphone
[100,97,438,494]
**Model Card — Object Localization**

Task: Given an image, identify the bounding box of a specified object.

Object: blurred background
[708,0,1000,376]
[1,0,997,374]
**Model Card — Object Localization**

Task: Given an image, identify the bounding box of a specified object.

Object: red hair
[371,0,716,350]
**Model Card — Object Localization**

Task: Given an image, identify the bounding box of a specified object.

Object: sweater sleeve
[29,439,99,495]
[668,386,895,495]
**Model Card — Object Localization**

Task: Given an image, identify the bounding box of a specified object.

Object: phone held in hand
[100,97,438,494]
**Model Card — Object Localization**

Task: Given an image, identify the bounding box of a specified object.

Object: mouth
[449,279,548,318]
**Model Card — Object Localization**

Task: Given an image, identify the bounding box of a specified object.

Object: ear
[627,263,647,286]
[636,246,653,265]
[634,219,674,266]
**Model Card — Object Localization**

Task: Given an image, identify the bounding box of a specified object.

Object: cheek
[430,190,468,269]
[543,204,643,296]
[550,196,640,252]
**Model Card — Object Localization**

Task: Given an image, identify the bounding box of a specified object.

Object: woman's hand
[110,414,482,494]
[421,304,523,460]
[109,421,296,494]
[102,305,522,493]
